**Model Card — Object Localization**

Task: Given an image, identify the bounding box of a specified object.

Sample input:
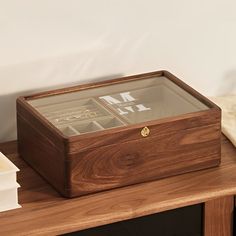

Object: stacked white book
[0,152,21,212]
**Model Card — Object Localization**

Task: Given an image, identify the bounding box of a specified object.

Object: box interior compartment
[99,80,209,124]
[97,117,125,129]
[27,76,210,137]
[35,98,112,126]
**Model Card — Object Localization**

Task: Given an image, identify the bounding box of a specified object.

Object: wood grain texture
[69,123,221,196]
[204,195,234,236]
[0,135,234,236]
[17,70,222,197]
[17,112,70,197]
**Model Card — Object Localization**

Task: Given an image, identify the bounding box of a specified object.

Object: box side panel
[69,121,221,197]
[17,101,69,197]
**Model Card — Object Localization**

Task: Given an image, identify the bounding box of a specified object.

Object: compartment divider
[68,125,80,135]
[57,126,80,136]
[93,121,105,130]
[93,97,129,125]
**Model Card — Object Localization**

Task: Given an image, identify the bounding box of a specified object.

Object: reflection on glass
[28,76,209,136]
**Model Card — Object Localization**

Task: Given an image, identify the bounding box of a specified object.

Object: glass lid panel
[28,76,209,136]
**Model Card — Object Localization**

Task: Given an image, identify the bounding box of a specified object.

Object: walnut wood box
[17,70,221,198]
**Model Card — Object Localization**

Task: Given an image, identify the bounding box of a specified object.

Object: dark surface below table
[66,204,202,236]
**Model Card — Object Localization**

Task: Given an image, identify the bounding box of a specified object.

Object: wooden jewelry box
[17,70,221,198]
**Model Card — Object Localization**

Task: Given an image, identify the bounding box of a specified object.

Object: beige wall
[0,0,236,141]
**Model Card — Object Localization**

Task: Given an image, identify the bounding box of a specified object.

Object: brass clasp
[141,126,150,137]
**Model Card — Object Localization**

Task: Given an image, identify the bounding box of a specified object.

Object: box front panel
[69,122,221,197]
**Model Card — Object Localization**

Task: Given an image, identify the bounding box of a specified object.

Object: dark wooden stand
[0,135,235,236]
